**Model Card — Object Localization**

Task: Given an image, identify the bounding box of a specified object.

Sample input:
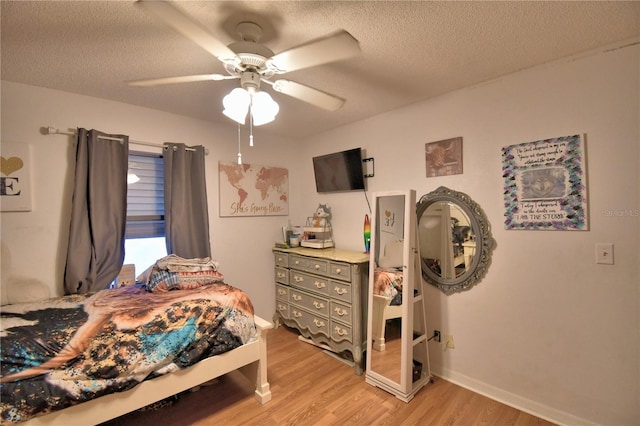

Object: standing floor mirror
[365,189,431,402]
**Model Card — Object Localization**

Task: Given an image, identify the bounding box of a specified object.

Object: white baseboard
[431,366,599,426]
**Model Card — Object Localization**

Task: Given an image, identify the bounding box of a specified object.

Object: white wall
[1,40,638,425]
[0,81,295,320]
[297,43,639,425]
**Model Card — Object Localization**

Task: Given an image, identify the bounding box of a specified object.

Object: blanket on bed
[373,268,404,306]
[0,283,255,424]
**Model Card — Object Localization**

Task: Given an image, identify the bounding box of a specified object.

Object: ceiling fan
[128,0,361,116]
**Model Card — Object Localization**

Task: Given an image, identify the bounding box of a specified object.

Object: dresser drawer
[276,284,289,301]
[276,301,289,319]
[275,267,289,285]
[331,301,352,324]
[329,261,351,282]
[289,288,329,317]
[291,254,329,276]
[274,252,289,268]
[331,320,352,343]
[330,281,352,303]
[289,307,330,337]
[272,247,368,376]
[290,270,330,296]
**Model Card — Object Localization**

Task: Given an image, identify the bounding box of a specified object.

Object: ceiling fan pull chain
[237,124,242,165]
[249,107,255,147]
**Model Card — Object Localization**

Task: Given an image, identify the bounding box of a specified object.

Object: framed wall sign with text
[502,134,588,230]
[1,143,32,212]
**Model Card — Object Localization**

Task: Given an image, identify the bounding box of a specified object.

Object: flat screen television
[313,147,365,193]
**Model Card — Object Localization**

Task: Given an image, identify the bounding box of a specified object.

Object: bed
[0,281,271,425]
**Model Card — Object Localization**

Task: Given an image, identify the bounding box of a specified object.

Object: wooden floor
[102,325,555,426]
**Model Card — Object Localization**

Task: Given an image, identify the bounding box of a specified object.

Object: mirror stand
[365,189,432,402]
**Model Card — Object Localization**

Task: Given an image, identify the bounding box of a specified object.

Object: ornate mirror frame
[416,186,495,295]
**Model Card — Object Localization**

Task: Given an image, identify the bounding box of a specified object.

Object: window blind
[126,152,164,239]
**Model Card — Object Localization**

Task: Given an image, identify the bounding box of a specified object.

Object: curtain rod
[43,126,208,154]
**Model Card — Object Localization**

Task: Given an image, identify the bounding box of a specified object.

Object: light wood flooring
[102,325,555,426]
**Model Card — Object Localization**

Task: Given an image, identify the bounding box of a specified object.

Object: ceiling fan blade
[267,30,360,74]
[127,74,237,87]
[269,79,345,111]
[135,0,240,66]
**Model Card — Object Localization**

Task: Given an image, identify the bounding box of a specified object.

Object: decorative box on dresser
[273,247,369,375]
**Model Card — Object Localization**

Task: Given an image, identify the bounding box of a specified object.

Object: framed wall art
[425,137,463,177]
[502,134,588,230]
[218,161,288,217]
[1,143,32,212]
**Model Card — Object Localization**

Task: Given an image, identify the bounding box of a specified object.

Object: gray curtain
[64,128,129,294]
[163,143,211,258]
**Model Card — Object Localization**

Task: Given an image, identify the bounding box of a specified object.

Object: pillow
[146,269,225,293]
[137,254,222,291]
[378,240,404,268]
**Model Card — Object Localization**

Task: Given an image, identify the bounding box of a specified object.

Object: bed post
[239,315,273,404]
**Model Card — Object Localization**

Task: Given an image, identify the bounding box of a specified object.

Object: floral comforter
[373,268,404,306]
[0,283,255,423]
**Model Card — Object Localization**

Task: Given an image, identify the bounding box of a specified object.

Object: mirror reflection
[419,201,475,279]
[416,186,494,295]
[370,195,405,385]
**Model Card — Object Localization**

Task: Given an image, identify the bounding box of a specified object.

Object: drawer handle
[313,301,325,309]
[294,260,300,265]
[278,304,287,311]
[333,286,348,296]
[314,281,326,289]
[277,272,286,278]
[314,264,321,270]
[292,294,302,302]
[334,307,348,316]
[335,268,342,274]
[334,326,348,336]
[278,289,287,296]
[292,310,302,318]
[277,256,284,262]
[294,275,304,283]
[313,319,325,328]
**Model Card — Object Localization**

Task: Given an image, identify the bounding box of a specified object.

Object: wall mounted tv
[313,147,366,193]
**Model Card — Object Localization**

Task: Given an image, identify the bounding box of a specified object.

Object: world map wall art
[218,161,288,217]
[502,134,588,231]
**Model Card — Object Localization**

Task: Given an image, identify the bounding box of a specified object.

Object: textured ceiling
[2,1,639,140]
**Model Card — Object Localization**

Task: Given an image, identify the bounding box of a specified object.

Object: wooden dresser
[273,247,369,375]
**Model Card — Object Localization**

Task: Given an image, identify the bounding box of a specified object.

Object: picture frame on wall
[218,161,289,217]
[425,137,463,177]
[502,134,588,231]
[1,143,32,212]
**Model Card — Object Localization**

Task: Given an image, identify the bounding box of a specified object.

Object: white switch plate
[595,243,614,265]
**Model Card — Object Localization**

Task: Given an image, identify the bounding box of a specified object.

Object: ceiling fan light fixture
[251,91,280,126]
[222,87,279,126]
[223,88,251,124]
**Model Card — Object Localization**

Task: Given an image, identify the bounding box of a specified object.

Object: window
[124,152,167,276]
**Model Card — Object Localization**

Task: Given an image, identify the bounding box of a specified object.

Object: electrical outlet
[445,334,455,350]
[433,330,441,342]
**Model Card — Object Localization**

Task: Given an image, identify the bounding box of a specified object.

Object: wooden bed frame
[371,294,402,352]
[22,315,273,425]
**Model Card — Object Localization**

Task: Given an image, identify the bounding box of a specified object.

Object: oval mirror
[416,186,495,294]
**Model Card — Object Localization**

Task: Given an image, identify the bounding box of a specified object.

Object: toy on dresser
[311,203,331,227]
[302,203,334,248]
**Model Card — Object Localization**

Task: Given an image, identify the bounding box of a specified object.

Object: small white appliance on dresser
[273,247,369,374]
